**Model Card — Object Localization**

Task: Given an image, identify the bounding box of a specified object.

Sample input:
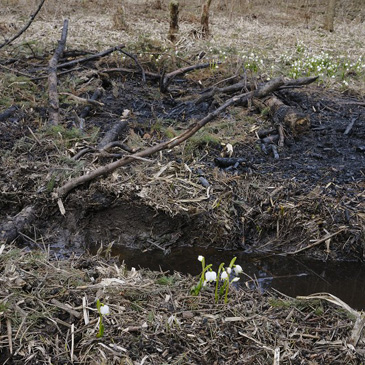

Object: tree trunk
[324,0,336,32]
[168,1,179,42]
[201,0,213,38]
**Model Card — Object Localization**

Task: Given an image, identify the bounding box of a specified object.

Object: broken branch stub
[48,19,69,126]
[55,77,284,199]
[168,1,179,43]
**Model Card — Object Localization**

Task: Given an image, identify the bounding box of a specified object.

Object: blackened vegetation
[0,44,364,260]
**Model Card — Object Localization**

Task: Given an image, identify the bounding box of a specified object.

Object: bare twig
[0,0,46,49]
[344,116,358,135]
[59,92,104,107]
[119,49,146,83]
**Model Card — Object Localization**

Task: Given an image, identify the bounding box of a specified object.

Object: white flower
[226,267,232,274]
[198,255,204,262]
[100,305,110,315]
[234,265,243,275]
[205,271,217,282]
[221,271,228,280]
[231,277,240,283]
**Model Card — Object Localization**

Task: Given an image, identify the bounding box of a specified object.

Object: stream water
[92,245,365,311]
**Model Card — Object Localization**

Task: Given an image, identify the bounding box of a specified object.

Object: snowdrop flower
[205,271,217,282]
[198,255,204,262]
[234,265,243,275]
[221,271,228,280]
[231,277,240,283]
[99,305,110,315]
[226,267,232,274]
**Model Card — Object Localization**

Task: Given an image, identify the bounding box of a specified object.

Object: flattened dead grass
[0,243,364,364]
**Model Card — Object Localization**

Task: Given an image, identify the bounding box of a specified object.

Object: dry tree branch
[119,49,146,83]
[55,77,284,198]
[0,0,47,50]
[57,45,125,69]
[160,62,219,92]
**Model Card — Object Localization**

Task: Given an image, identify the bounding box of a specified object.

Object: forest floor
[0,1,365,363]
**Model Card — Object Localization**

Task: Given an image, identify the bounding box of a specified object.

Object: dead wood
[79,88,103,119]
[197,76,317,104]
[0,206,35,244]
[97,119,129,149]
[257,128,277,138]
[201,0,213,38]
[72,111,131,160]
[168,1,179,43]
[56,77,284,198]
[160,62,217,93]
[60,92,104,107]
[263,95,310,134]
[0,106,18,122]
[57,45,125,69]
[30,67,83,81]
[261,134,279,144]
[100,67,160,80]
[196,80,247,104]
[344,116,358,135]
[99,141,134,153]
[282,76,319,88]
[48,19,69,126]
[0,0,46,50]
[271,144,279,159]
[214,157,246,168]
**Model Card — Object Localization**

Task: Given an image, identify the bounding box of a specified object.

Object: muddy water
[91,245,365,310]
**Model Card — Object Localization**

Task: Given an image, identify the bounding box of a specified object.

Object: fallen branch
[160,62,218,93]
[0,0,46,50]
[60,92,104,107]
[100,68,160,80]
[119,49,146,83]
[55,77,284,198]
[48,19,69,126]
[280,75,319,88]
[79,88,103,119]
[0,206,35,244]
[72,111,131,160]
[0,106,18,122]
[344,116,358,135]
[97,117,129,150]
[57,44,125,69]
[196,79,247,104]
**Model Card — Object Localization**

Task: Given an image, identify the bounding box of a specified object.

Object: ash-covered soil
[0,61,364,260]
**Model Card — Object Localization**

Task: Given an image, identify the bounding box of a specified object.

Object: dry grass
[1,0,364,95]
[0,242,364,364]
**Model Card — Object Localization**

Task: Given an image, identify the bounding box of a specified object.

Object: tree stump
[168,1,179,42]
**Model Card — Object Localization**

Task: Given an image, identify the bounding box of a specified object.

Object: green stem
[215,262,225,303]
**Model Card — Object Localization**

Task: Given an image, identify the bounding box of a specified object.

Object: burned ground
[0,57,364,260]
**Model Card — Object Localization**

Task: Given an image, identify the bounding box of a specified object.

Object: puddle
[90,245,365,310]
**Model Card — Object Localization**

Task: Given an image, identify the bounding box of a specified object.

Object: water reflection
[92,245,365,310]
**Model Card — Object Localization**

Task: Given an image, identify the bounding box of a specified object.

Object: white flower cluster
[281,43,364,81]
